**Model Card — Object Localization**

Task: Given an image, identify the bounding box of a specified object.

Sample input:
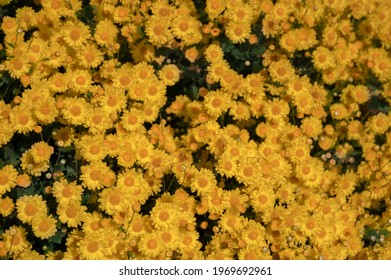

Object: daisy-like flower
[145,16,173,47]
[33,96,59,124]
[82,211,103,235]
[203,90,231,117]
[94,19,118,47]
[112,63,133,90]
[98,186,132,215]
[0,165,18,196]
[300,116,323,139]
[76,43,103,69]
[86,107,114,134]
[98,86,127,114]
[80,161,116,191]
[62,20,91,48]
[337,171,358,196]
[218,210,246,234]
[264,98,290,121]
[57,199,87,228]
[31,214,57,240]
[216,153,238,178]
[158,64,181,86]
[9,104,37,134]
[52,179,84,205]
[121,109,145,132]
[77,134,108,162]
[70,69,93,94]
[206,0,226,20]
[77,233,108,260]
[312,46,336,71]
[190,168,217,196]
[367,113,389,134]
[171,14,202,46]
[139,232,164,259]
[204,44,224,63]
[30,141,54,163]
[269,59,296,84]
[241,219,266,246]
[1,226,31,256]
[144,76,167,103]
[48,72,69,93]
[20,150,50,176]
[225,20,251,44]
[5,55,31,78]
[150,202,179,229]
[177,229,201,252]
[0,196,15,217]
[16,194,48,224]
[249,186,276,215]
[62,97,92,126]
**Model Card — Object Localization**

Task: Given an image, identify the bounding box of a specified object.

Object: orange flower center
[87,241,99,253]
[38,221,50,232]
[25,204,37,216]
[66,206,78,218]
[109,193,121,205]
[70,29,81,41]
[158,211,170,222]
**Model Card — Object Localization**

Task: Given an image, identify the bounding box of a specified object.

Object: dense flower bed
[0,0,390,260]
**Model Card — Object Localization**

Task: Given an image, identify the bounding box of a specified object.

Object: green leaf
[58,146,74,153]
[48,230,66,245]
[3,146,20,166]
[6,42,14,48]
[65,165,77,177]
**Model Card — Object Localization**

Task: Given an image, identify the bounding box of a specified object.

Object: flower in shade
[2,226,31,256]
[0,165,18,196]
[0,196,15,217]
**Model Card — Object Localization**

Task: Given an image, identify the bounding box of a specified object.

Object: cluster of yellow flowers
[0,0,391,260]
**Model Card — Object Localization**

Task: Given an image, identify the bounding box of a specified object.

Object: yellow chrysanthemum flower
[9,104,37,134]
[150,202,179,229]
[16,194,48,224]
[139,232,164,258]
[145,16,173,47]
[77,134,108,162]
[0,196,15,217]
[225,20,251,44]
[62,21,91,48]
[190,168,217,196]
[94,19,118,47]
[2,226,31,256]
[0,165,18,196]
[158,64,181,86]
[53,178,84,205]
[80,161,116,191]
[33,96,59,124]
[30,141,54,163]
[31,214,57,240]
[77,233,108,260]
[57,200,87,228]
[61,97,92,126]
[98,186,132,215]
